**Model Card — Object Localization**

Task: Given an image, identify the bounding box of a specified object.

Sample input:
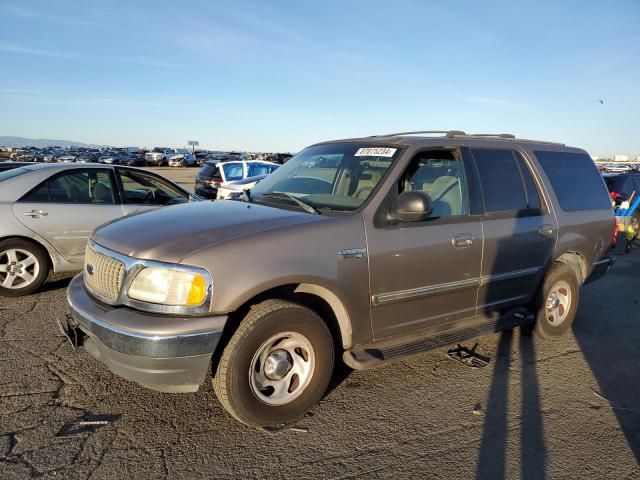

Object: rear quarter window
[534,151,610,212]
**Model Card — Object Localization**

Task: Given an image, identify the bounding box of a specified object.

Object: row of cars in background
[1,145,293,168]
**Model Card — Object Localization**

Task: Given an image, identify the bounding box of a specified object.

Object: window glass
[22,170,115,204]
[223,163,244,181]
[251,143,398,211]
[472,149,528,213]
[514,153,542,210]
[119,169,186,205]
[400,154,467,217]
[21,182,50,202]
[534,151,611,211]
[200,163,220,178]
[247,162,279,177]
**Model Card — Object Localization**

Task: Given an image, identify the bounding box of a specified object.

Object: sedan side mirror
[391,191,433,223]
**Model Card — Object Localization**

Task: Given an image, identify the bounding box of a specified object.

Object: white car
[145,147,174,166]
[195,160,279,199]
[168,150,198,167]
[216,174,269,200]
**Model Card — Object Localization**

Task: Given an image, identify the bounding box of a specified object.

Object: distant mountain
[0,136,103,148]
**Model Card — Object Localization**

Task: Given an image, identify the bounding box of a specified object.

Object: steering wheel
[145,189,156,202]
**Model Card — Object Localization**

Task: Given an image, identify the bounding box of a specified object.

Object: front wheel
[530,262,579,339]
[213,300,335,428]
[0,239,49,296]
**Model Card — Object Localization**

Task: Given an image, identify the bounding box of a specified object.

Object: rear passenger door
[468,148,556,312]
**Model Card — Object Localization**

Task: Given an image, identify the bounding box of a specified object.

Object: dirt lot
[0,195,639,478]
[147,166,199,193]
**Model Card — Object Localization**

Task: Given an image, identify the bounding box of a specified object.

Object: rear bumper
[585,256,615,285]
[66,274,227,392]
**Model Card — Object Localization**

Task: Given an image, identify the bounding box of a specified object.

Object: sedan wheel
[0,240,49,296]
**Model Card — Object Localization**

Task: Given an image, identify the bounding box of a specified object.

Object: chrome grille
[84,245,125,302]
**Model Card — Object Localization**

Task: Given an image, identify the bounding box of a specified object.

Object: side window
[514,153,542,211]
[118,170,186,205]
[21,182,50,202]
[223,163,244,182]
[400,152,468,217]
[471,149,528,213]
[534,150,611,211]
[21,170,115,204]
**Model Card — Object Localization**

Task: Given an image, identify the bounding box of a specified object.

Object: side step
[344,308,534,370]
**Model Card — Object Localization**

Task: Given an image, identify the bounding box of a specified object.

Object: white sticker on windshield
[354,147,397,157]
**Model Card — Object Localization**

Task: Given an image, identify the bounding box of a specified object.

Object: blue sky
[0,0,638,156]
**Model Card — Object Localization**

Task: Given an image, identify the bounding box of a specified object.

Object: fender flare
[294,283,353,348]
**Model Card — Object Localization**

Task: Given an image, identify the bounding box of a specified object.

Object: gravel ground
[1,240,639,478]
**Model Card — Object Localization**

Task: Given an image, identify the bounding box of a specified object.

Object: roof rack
[370,130,466,138]
[371,130,564,145]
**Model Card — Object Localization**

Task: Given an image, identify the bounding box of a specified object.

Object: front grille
[84,245,126,302]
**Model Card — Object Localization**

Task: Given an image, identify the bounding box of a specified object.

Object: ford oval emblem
[86,264,94,276]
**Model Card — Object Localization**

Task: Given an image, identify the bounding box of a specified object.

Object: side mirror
[391,191,433,223]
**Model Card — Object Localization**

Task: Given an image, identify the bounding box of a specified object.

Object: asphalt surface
[1,232,640,478]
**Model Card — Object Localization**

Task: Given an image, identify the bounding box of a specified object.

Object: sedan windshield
[251,143,400,211]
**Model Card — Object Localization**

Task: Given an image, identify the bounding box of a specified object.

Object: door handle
[23,210,48,218]
[452,233,473,249]
[539,225,554,237]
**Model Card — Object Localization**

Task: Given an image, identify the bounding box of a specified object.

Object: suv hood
[92,200,325,263]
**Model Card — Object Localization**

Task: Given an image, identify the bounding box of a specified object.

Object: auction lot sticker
[354,147,397,157]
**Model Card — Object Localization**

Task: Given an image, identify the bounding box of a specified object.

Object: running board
[344,308,534,370]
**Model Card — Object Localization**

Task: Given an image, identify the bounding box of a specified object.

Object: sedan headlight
[128,267,209,306]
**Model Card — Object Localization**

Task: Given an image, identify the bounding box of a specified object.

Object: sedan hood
[92,200,325,263]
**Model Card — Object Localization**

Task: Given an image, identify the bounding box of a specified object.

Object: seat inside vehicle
[402,150,465,217]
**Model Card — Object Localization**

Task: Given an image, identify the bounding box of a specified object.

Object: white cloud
[0,42,77,59]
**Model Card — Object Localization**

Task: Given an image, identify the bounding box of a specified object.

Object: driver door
[367,150,483,339]
[116,167,189,215]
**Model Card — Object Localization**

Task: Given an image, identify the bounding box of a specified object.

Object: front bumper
[66,274,227,392]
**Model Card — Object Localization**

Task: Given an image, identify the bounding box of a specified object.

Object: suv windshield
[251,143,400,211]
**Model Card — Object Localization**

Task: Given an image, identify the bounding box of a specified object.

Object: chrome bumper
[66,274,227,392]
[67,274,226,358]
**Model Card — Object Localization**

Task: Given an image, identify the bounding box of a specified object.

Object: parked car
[0,163,200,295]
[603,172,640,206]
[145,147,174,166]
[56,153,77,163]
[216,174,269,200]
[63,131,614,428]
[604,172,640,245]
[168,150,198,167]
[76,152,100,164]
[121,153,147,167]
[195,160,279,199]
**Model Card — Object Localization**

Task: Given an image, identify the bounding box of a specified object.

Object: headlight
[128,267,209,306]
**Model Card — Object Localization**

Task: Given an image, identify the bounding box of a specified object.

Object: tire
[531,262,579,339]
[0,239,49,296]
[213,299,335,428]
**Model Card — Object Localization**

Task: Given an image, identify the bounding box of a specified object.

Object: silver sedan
[0,163,199,296]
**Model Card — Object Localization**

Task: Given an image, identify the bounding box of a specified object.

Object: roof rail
[370,130,564,145]
[371,130,466,138]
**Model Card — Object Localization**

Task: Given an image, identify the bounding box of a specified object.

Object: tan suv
[64,131,615,428]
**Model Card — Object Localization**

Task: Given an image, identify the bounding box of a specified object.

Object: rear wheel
[531,262,579,339]
[0,239,49,296]
[213,300,334,428]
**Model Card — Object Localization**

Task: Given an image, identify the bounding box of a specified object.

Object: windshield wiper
[260,192,321,215]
